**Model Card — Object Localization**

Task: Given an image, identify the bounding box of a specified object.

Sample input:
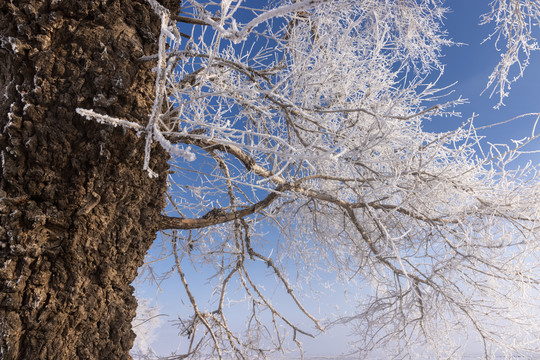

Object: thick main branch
[157,184,287,230]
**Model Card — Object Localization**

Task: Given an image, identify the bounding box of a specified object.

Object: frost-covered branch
[481,0,540,107]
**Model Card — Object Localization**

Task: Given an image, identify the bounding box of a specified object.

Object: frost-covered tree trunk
[0,1,177,358]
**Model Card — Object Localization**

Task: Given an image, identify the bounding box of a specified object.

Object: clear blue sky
[133,1,540,358]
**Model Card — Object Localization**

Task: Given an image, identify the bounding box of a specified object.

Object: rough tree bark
[0,1,178,358]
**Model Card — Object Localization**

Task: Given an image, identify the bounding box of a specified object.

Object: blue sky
[133,1,540,358]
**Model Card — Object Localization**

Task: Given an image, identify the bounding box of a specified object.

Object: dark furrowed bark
[0,1,178,358]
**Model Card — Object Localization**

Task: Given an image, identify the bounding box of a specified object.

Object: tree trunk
[0,1,177,358]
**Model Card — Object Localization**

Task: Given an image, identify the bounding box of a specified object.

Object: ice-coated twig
[76,108,143,130]
[142,8,171,177]
[145,0,169,17]
[480,0,540,107]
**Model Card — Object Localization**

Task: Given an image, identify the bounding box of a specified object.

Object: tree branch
[168,134,286,185]
[171,15,213,26]
[157,185,287,230]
